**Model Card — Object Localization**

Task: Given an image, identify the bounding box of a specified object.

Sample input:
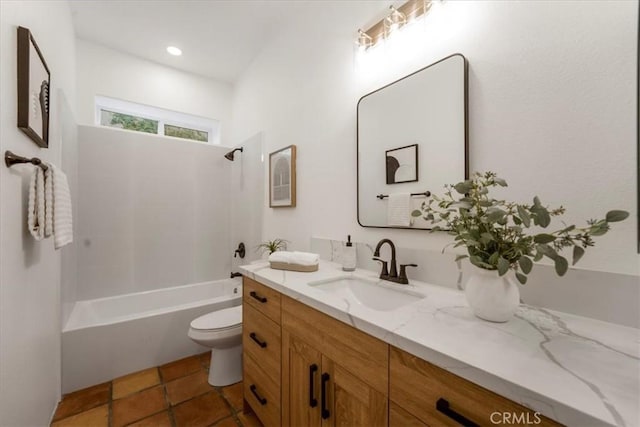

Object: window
[95,96,220,144]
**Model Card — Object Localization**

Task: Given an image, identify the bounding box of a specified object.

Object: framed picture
[269,145,296,207]
[386,143,418,184]
[17,26,50,148]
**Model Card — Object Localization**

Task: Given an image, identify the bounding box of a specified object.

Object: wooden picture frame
[269,145,296,207]
[17,26,50,148]
[385,143,419,184]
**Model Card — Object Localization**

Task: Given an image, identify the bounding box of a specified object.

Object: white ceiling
[70,0,313,84]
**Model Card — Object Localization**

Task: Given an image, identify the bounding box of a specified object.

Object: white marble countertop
[239,261,640,427]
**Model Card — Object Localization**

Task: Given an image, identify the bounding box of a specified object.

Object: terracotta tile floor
[51,352,262,427]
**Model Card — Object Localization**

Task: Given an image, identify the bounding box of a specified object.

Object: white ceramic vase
[464,267,520,322]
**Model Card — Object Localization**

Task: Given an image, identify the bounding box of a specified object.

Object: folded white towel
[47,164,73,249]
[387,193,411,227]
[28,167,46,240]
[269,251,319,266]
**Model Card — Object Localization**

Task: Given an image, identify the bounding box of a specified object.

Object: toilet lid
[190,305,242,331]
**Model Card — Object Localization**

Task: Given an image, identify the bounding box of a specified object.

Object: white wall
[76,39,233,145]
[230,1,639,279]
[0,1,76,425]
[76,126,231,301]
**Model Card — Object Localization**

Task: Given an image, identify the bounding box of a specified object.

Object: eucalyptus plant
[414,172,629,284]
[256,238,289,256]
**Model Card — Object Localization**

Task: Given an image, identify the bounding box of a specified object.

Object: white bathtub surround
[239,261,639,427]
[62,279,241,393]
[464,268,520,323]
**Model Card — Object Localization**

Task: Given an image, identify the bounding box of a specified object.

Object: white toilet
[188,305,242,386]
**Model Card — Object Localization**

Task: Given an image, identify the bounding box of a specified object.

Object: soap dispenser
[342,235,356,272]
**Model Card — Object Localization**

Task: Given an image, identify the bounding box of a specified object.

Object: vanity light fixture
[166,46,182,56]
[356,29,374,52]
[384,6,407,36]
[357,0,435,51]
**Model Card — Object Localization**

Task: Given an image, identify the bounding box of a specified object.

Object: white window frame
[95,96,220,145]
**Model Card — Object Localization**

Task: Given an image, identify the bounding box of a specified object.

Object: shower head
[224,147,243,161]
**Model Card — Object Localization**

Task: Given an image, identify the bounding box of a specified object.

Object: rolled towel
[28,166,46,240]
[269,251,319,267]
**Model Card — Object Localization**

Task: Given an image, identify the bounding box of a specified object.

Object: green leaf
[537,244,558,260]
[533,234,556,244]
[605,210,629,223]
[480,233,494,244]
[515,272,528,285]
[497,257,510,276]
[470,256,494,270]
[454,254,468,262]
[411,210,422,217]
[517,205,531,227]
[454,181,472,194]
[533,251,543,262]
[518,256,533,274]
[532,207,551,228]
[494,177,508,187]
[572,246,585,265]
[554,256,569,276]
[533,196,542,207]
[488,252,500,265]
[486,208,506,222]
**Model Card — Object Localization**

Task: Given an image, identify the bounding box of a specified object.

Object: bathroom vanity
[239,261,639,427]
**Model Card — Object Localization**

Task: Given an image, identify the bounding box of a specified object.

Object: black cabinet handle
[309,364,318,408]
[321,373,330,419]
[249,384,267,405]
[436,398,479,427]
[249,291,267,303]
[249,332,267,348]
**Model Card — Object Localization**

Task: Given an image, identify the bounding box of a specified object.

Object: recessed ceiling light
[166,46,182,56]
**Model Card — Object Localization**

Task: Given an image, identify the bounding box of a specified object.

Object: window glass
[164,124,208,142]
[100,110,158,134]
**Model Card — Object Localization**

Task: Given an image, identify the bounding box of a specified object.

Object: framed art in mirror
[269,145,296,208]
[17,26,50,148]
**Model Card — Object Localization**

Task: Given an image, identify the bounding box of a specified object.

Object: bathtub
[62,278,241,393]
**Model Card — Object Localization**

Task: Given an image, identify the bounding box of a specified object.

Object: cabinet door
[283,331,322,427]
[320,356,388,427]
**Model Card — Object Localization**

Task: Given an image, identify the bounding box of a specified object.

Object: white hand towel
[46,164,73,249]
[269,251,319,266]
[387,193,411,227]
[28,167,46,240]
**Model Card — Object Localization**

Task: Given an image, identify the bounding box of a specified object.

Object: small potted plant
[256,238,289,257]
[415,171,628,322]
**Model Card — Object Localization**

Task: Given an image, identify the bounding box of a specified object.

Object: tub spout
[230,272,242,278]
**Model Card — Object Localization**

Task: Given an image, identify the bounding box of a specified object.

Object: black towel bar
[376,191,430,200]
[4,150,48,171]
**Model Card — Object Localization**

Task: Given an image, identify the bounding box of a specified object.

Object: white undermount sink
[307,276,425,312]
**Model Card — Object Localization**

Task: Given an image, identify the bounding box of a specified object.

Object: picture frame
[385,143,418,184]
[17,26,50,148]
[269,145,296,207]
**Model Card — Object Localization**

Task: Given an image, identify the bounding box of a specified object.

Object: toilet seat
[190,305,242,331]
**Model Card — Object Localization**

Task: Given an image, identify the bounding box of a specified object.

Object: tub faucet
[230,272,242,278]
[372,239,417,284]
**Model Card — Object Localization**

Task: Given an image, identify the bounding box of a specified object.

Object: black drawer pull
[249,384,267,405]
[309,364,318,408]
[321,373,330,419]
[249,332,267,348]
[436,398,479,427]
[249,291,267,303]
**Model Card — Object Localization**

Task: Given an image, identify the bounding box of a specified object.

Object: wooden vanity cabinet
[242,276,563,427]
[242,278,282,426]
[281,295,388,427]
[389,347,563,427]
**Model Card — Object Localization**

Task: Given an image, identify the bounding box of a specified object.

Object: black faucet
[230,272,242,278]
[372,238,417,285]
